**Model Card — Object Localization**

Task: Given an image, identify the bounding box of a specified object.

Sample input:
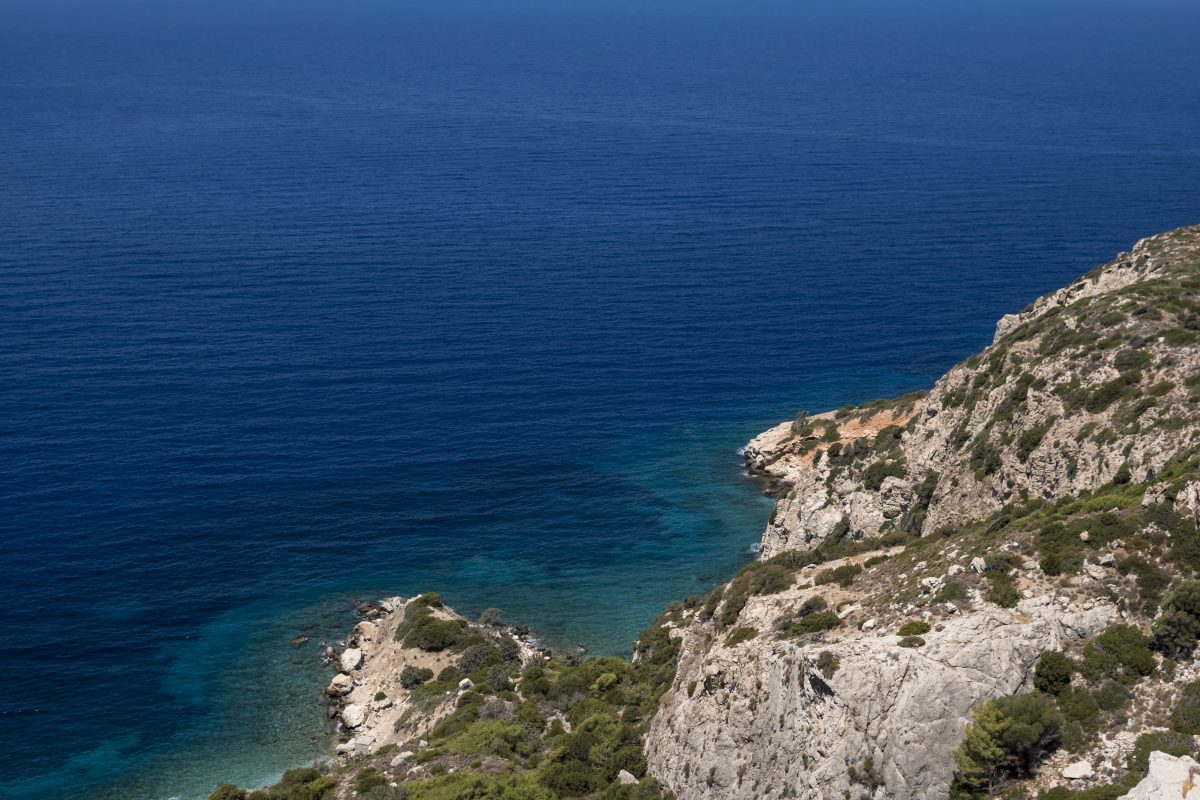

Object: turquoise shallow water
[2,0,1200,797]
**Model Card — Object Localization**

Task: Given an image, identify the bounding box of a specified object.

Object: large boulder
[1119,751,1200,800]
[340,703,367,729]
[340,648,363,672]
[325,673,353,696]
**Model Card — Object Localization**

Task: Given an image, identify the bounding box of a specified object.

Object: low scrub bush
[401,665,435,689]
[725,627,758,647]
[1033,651,1074,697]
[815,563,863,588]
[897,621,931,637]
[1079,625,1155,685]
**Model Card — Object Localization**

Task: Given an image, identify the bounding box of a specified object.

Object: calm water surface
[2,0,1199,796]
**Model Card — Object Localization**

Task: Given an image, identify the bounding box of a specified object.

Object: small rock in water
[290,635,309,648]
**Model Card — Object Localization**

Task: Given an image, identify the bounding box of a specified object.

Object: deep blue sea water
[2,0,1199,797]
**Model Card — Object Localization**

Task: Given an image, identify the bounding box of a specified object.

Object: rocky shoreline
[216,225,1200,800]
[317,596,547,763]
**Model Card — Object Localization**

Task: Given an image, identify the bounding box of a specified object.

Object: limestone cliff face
[646,226,1200,800]
[648,597,1113,800]
[748,225,1200,557]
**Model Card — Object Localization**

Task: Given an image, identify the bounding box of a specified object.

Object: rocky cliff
[210,226,1200,800]
[746,225,1200,558]
[646,225,1200,800]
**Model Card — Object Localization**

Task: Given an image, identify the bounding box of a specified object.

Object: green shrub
[208,786,246,800]
[815,563,863,588]
[1017,424,1052,462]
[400,665,435,689]
[798,596,828,617]
[404,771,556,800]
[1034,651,1075,696]
[898,621,931,637]
[987,572,1020,609]
[816,650,840,678]
[353,768,388,794]
[781,610,840,637]
[1126,730,1194,780]
[396,601,469,651]
[1056,686,1099,727]
[952,693,1063,795]
[1154,581,1200,659]
[899,636,926,648]
[1079,625,1155,685]
[719,562,796,627]
[1172,680,1200,734]
[937,581,968,603]
[863,459,906,491]
[725,627,758,647]
[1094,681,1131,713]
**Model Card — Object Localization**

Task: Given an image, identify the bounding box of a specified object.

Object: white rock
[340,648,363,672]
[1097,552,1117,566]
[341,703,367,729]
[326,673,353,696]
[335,742,355,755]
[353,621,378,643]
[837,604,860,619]
[1118,751,1200,799]
[970,557,987,573]
[458,678,474,691]
[861,619,878,632]
[948,565,965,576]
[1063,760,1094,780]
[945,603,959,614]
[355,734,375,751]
[920,577,943,594]
[617,770,638,785]
[1085,563,1107,581]
[1079,531,1090,542]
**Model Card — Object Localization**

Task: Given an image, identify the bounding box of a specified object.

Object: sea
[1,0,1198,797]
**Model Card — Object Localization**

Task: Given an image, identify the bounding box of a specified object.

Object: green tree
[1154,581,1200,659]
[208,786,246,800]
[1033,651,1074,697]
[952,693,1063,795]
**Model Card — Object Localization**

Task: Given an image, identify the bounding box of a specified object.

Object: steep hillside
[748,225,1200,557]
[648,225,1200,800]
[210,226,1200,800]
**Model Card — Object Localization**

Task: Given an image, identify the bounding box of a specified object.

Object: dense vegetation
[211,600,686,800]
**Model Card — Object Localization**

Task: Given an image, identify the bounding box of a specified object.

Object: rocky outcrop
[647,226,1200,800]
[1119,752,1200,800]
[323,596,542,759]
[647,595,1113,800]
[746,225,1200,556]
